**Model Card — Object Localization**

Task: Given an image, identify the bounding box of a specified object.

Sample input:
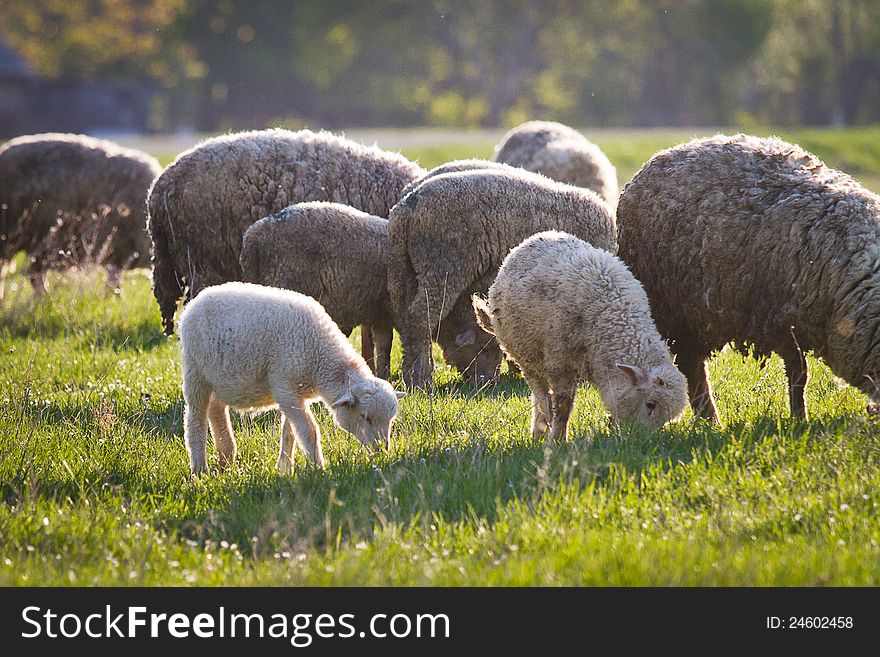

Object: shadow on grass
[158,412,833,554]
[4,401,861,558]
[10,396,292,447]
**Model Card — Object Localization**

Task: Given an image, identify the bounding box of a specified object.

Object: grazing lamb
[493,120,619,210]
[147,128,425,335]
[472,231,688,440]
[178,281,405,475]
[0,133,161,302]
[617,133,880,422]
[388,168,616,388]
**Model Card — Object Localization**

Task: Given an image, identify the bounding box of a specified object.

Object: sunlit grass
[1,128,879,585]
[1,265,878,586]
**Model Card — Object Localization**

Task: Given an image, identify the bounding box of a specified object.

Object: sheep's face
[437,300,502,385]
[439,327,502,386]
[605,362,689,428]
[331,379,405,452]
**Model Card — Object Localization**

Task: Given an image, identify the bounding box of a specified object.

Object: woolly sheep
[493,120,619,210]
[0,133,160,301]
[472,231,688,440]
[388,168,616,388]
[147,128,425,335]
[617,133,880,422]
[241,201,398,379]
[397,158,534,377]
[240,201,481,381]
[178,281,405,475]
[399,158,524,198]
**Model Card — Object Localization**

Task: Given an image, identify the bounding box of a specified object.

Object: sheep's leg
[182,368,212,475]
[361,325,376,374]
[206,393,236,470]
[523,372,551,440]
[276,396,326,470]
[548,376,577,442]
[373,324,394,381]
[676,346,719,423]
[782,349,808,420]
[278,419,296,475]
[401,283,450,388]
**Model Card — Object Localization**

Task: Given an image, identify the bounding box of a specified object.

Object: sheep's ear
[455,329,476,346]
[331,392,356,409]
[394,390,406,401]
[471,295,496,335]
[616,363,647,386]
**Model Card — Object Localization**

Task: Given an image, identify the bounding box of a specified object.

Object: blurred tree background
[1,0,879,131]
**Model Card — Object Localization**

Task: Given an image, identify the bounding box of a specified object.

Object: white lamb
[472,231,688,441]
[178,282,405,475]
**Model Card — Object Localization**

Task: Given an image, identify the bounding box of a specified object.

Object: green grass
[2,127,880,586]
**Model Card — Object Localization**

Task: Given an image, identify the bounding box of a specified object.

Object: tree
[0,0,197,82]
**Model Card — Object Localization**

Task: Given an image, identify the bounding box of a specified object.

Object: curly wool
[179,281,402,474]
[473,231,687,439]
[147,128,425,334]
[388,167,616,387]
[0,132,160,275]
[617,133,880,420]
[399,158,527,199]
[493,121,619,210]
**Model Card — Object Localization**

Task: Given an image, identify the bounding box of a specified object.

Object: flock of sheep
[2,120,879,475]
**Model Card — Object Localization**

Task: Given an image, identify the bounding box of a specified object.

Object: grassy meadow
[1,127,880,585]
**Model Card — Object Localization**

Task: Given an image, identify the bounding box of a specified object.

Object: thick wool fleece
[617,133,880,421]
[493,121,619,210]
[399,158,527,199]
[178,282,402,474]
[147,128,425,334]
[388,167,616,387]
[0,133,160,288]
[473,231,687,440]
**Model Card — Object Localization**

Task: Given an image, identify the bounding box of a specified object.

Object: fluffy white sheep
[472,231,688,440]
[178,281,405,475]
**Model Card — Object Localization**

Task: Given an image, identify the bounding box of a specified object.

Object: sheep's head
[438,327,502,385]
[437,303,502,385]
[330,378,405,452]
[604,362,688,428]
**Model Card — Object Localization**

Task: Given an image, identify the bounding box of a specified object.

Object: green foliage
[2,0,879,129]
[3,129,880,585]
[0,0,197,84]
